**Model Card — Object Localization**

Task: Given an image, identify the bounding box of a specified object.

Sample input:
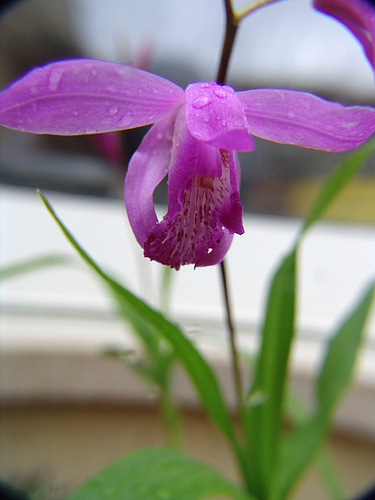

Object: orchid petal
[0,59,183,135]
[314,0,375,70]
[143,108,243,270]
[124,114,175,246]
[237,88,375,151]
[185,82,254,151]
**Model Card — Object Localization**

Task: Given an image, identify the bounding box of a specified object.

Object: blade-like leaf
[301,139,375,235]
[272,281,375,500]
[245,141,375,499]
[317,281,375,415]
[245,248,296,497]
[38,190,237,449]
[67,447,252,500]
[0,253,73,280]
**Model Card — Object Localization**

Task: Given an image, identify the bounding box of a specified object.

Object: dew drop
[108,105,119,115]
[157,132,163,140]
[106,84,117,93]
[223,85,235,94]
[115,67,127,76]
[214,88,227,98]
[85,127,96,134]
[203,115,210,123]
[221,119,227,127]
[91,69,97,77]
[192,95,212,109]
[118,113,134,127]
[48,67,64,91]
[72,111,78,116]
[200,82,210,89]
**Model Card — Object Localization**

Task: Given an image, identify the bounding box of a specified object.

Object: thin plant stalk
[217,0,245,428]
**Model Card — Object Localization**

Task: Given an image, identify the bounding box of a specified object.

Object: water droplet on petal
[203,115,210,123]
[192,95,212,109]
[106,84,117,93]
[72,111,78,116]
[118,113,134,127]
[223,85,235,93]
[108,106,119,115]
[91,69,97,77]
[115,67,127,76]
[221,119,227,126]
[214,88,227,98]
[85,127,96,134]
[157,132,163,140]
[48,67,64,91]
[200,82,210,89]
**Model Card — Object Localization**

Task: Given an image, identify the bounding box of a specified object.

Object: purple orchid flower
[1,59,375,269]
[314,0,375,70]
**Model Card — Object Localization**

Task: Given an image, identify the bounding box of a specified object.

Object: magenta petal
[0,59,183,135]
[314,0,375,70]
[143,109,243,270]
[238,88,375,151]
[185,82,254,151]
[124,114,175,246]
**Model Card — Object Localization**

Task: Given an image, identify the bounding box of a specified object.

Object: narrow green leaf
[0,254,73,280]
[245,248,296,497]
[67,447,252,500]
[317,280,375,415]
[272,281,375,500]
[301,139,375,235]
[38,191,237,449]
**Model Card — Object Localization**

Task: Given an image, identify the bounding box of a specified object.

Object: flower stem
[216,0,239,85]
[216,1,245,422]
[219,259,245,417]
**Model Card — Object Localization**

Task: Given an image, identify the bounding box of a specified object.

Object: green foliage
[38,190,238,452]
[244,141,375,499]
[67,447,251,500]
[37,140,375,500]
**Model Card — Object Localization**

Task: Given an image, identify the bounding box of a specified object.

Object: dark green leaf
[38,191,237,449]
[67,447,252,500]
[272,281,375,500]
[245,249,296,497]
[317,281,375,415]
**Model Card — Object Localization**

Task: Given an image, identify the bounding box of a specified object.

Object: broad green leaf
[301,139,375,236]
[67,447,252,500]
[245,248,296,497]
[0,253,73,280]
[272,281,375,500]
[38,191,238,450]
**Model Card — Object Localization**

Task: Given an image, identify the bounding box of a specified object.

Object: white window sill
[1,185,374,439]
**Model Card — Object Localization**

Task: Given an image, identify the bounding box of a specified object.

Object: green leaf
[316,280,375,415]
[37,191,237,449]
[67,447,252,500]
[301,139,375,235]
[245,248,296,497]
[272,281,375,500]
[246,141,375,499]
[0,253,73,280]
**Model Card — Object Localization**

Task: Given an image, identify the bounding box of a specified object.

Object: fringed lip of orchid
[1,57,375,268]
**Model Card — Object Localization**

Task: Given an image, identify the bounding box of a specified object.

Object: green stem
[160,377,184,451]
